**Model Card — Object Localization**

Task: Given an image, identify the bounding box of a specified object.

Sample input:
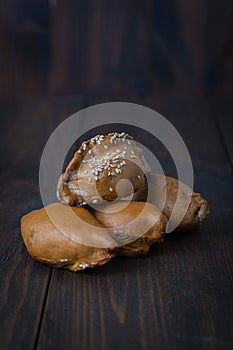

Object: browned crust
[57,133,150,206]
[93,201,167,257]
[21,203,116,271]
[136,174,209,231]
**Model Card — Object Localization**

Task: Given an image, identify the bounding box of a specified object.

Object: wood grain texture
[209,98,233,170]
[0,1,233,97]
[0,98,232,350]
[35,98,233,350]
[0,97,84,350]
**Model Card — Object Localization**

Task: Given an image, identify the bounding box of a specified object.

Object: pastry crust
[136,174,209,231]
[21,203,116,271]
[57,133,150,206]
[93,201,167,257]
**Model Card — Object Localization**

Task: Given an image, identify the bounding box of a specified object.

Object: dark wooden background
[0,0,233,97]
[0,1,233,350]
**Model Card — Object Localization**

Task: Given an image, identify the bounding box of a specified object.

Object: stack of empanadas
[21,132,209,271]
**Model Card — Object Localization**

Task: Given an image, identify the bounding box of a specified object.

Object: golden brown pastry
[93,201,167,257]
[21,203,116,271]
[136,174,209,231]
[21,128,210,272]
[57,133,151,206]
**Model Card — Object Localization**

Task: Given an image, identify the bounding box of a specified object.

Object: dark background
[0,2,233,350]
[0,0,233,98]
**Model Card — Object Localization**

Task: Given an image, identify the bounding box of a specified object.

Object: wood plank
[0,97,84,350]
[37,98,233,350]
[209,98,233,170]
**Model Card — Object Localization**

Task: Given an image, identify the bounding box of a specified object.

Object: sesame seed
[82,159,87,163]
[82,201,87,205]
[88,178,92,183]
[108,172,111,176]
[83,144,87,150]
[137,175,141,180]
[78,150,82,154]
[95,176,99,181]
[109,187,113,192]
[116,149,120,153]
[88,149,92,154]
[93,199,98,204]
[127,140,131,145]
[111,172,115,176]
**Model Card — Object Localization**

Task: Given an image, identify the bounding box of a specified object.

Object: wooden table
[0,97,232,350]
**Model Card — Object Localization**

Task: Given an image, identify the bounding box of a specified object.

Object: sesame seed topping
[88,178,92,183]
[109,187,113,192]
[82,201,87,205]
[137,175,141,180]
[76,133,149,183]
[93,199,98,204]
